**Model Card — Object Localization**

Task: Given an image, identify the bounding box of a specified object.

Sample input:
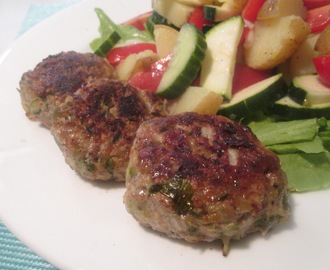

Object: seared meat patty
[124,112,290,254]
[50,79,167,181]
[19,51,167,181]
[19,51,115,128]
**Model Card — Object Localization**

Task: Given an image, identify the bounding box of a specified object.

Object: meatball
[50,79,167,181]
[124,112,290,255]
[19,51,115,128]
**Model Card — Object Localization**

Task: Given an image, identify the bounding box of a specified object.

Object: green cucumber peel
[156,23,207,99]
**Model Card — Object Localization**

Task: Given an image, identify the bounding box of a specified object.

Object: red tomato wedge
[121,11,151,30]
[128,54,172,91]
[188,6,212,31]
[128,72,161,91]
[303,0,330,9]
[239,25,250,46]
[242,0,265,22]
[305,4,330,33]
[232,64,272,95]
[313,55,330,87]
[107,43,157,66]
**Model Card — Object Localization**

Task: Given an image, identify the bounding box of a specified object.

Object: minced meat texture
[124,112,290,255]
[19,51,115,128]
[18,51,168,181]
[50,79,167,181]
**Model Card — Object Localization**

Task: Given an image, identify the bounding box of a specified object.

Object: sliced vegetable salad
[90,0,330,192]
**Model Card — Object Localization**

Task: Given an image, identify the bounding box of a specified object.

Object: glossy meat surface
[124,112,290,254]
[50,79,167,181]
[19,51,167,181]
[19,51,115,128]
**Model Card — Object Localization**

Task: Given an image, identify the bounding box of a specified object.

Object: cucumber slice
[270,96,330,120]
[203,4,242,22]
[289,74,330,106]
[152,0,194,28]
[156,23,207,99]
[218,74,287,121]
[146,11,180,36]
[90,8,122,57]
[200,16,244,100]
[203,5,220,22]
[90,31,121,57]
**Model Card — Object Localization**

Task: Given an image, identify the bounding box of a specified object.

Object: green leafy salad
[248,115,330,192]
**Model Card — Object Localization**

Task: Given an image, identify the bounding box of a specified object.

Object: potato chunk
[168,86,223,115]
[289,33,320,77]
[257,0,307,20]
[244,15,310,70]
[116,50,159,81]
[153,0,194,28]
[154,24,179,58]
[314,25,330,55]
[176,0,213,5]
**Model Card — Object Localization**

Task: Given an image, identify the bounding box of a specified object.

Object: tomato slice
[239,25,250,46]
[313,55,330,87]
[188,6,212,31]
[107,43,157,66]
[121,11,152,30]
[305,4,330,33]
[128,71,161,91]
[303,0,330,9]
[128,54,172,91]
[232,64,272,94]
[242,0,265,22]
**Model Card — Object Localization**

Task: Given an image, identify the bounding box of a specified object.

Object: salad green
[90,8,153,56]
[249,117,330,192]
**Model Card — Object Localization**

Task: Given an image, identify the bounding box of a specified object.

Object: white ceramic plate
[0,0,329,269]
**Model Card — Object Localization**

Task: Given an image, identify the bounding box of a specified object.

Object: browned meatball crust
[124,112,290,254]
[19,51,115,128]
[50,79,167,181]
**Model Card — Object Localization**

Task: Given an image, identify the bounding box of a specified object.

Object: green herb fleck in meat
[149,178,194,215]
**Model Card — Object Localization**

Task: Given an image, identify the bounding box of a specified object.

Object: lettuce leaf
[249,118,325,146]
[90,8,153,52]
[279,152,330,192]
[248,117,330,193]
[267,136,325,154]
